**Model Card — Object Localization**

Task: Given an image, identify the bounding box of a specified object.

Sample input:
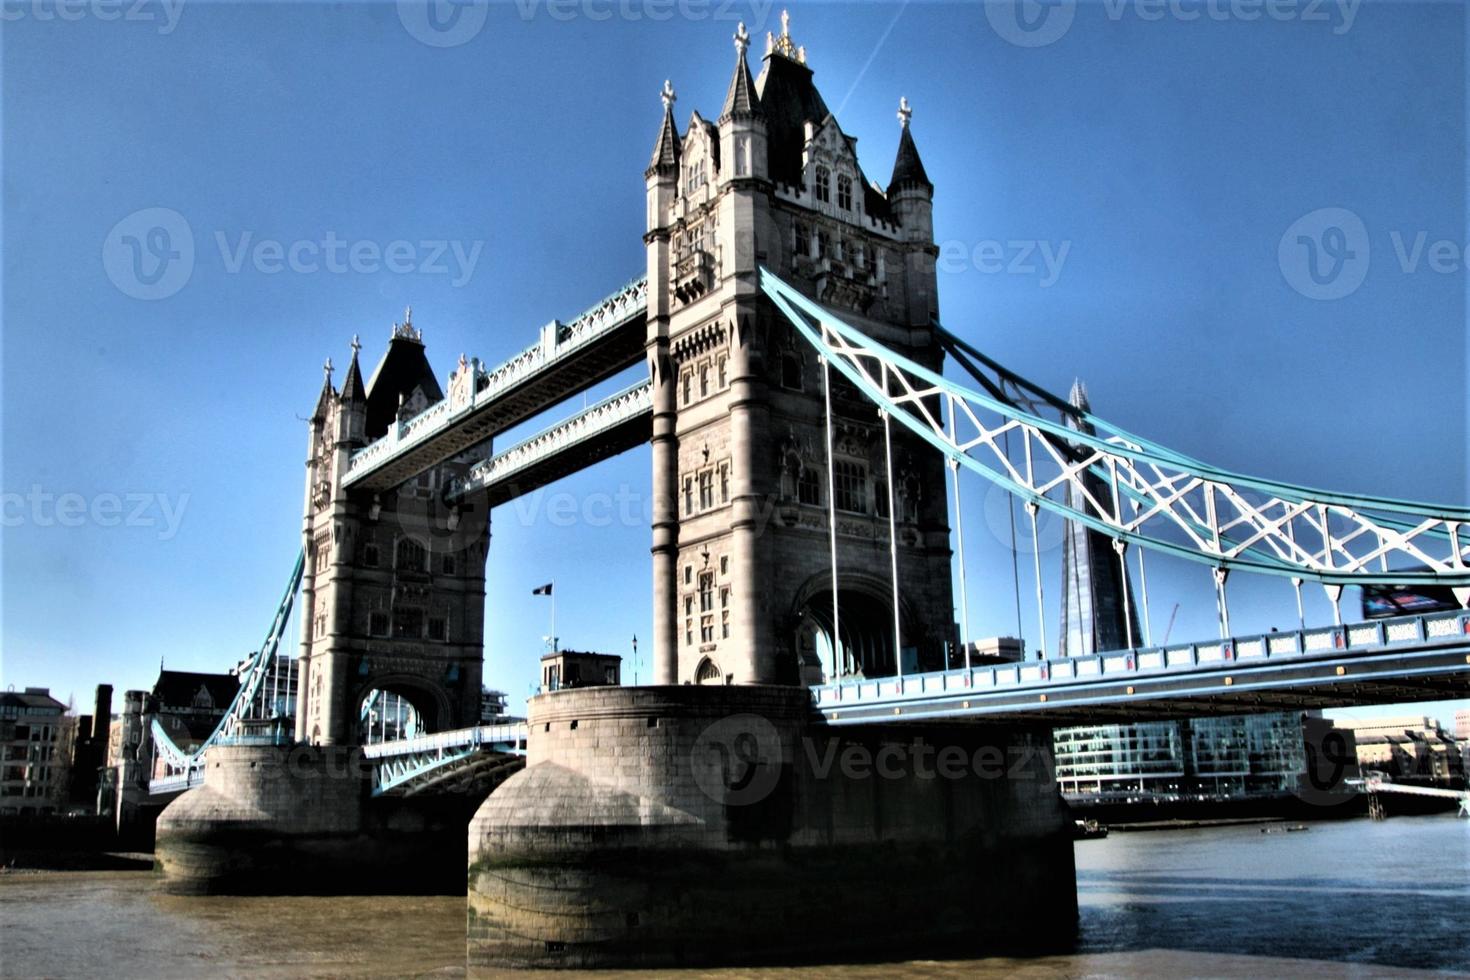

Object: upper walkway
[812,609,1470,726]
[343,278,648,492]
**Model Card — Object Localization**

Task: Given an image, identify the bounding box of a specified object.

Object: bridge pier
[467,686,1076,970]
[154,744,470,894]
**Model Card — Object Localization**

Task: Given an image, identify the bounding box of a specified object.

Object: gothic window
[363,542,379,567]
[685,596,694,617]
[395,537,426,573]
[427,616,447,641]
[699,471,714,510]
[369,612,389,637]
[815,165,830,203]
[837,174,853,211]
[314,535,330,573]
[817,230,830,260]
[686,619,694,646]
[699,363,709,398]
[798,467,820,506]
[781,351,803,391]
[394,607,424,638]
[875,479,890,520]
[717,355,728,388]
[684,477,694,516]
[441,554,455,575]
[833,460,868,514]
[682,371,692,405]
[795,223,810,258]
[701,617,715,643]
[719,463,730,503]
[699,572,714,612]
[696,658,721,684]
[719,555,729,576]
[684,565,693,585]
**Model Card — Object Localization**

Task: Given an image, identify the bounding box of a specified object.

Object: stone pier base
[155,744,471,894]
[468,686,1077,970]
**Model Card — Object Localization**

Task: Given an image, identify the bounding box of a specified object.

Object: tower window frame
[833,460,868,514]
[814,165,831,203]
[837,173,853,211]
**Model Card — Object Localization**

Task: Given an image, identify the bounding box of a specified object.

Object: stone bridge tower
[645,16,954,687]
[295,316,488,745]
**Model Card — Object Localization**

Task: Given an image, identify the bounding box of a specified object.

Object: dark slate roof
[754,53,829,188]
[754,53,895,223]
[0,690,66,712]
[340,349,366,405]
[365,332,445,440]
[648,104,681,177]
[888,122,932,194]
[150,670,239,713]
[721,48,761,120]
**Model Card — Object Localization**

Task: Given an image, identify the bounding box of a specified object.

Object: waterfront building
[1053,711,1343,803]
[1337,715,1465,785]
[66,684,113,811]
[0,688,76,815]
[540,650,621,691]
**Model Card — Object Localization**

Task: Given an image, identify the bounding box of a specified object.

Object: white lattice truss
[451,380,652,500]
[346,277,648,480]
[761,268,1470,592]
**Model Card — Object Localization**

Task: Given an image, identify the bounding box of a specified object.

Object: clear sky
[2,0,1465,726]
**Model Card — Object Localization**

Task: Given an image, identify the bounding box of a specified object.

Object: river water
[2,814,1466,978]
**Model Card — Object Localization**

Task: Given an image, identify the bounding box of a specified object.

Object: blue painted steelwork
[149,551,304,791]
[365,723,529,796]
[811,610,1470,723]
[759,268,1470,588]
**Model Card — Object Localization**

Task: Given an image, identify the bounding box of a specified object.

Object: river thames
[2,813,1466,978]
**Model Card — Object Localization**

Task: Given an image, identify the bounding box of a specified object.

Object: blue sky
[2,0,1465,725]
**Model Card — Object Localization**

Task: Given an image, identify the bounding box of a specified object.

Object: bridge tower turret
[644,14,955,687]
[295,322,488,745]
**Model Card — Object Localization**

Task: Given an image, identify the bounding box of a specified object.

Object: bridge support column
[154,744,470,894]
[467,686,1077,969]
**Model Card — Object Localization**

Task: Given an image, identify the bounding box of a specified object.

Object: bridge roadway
[343,278,648,492]
[813,609,1470,726]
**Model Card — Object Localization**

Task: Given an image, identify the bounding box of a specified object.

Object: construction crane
[1161,603,1181,646]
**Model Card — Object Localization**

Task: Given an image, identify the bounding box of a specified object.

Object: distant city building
[67,684,113,812]
[1055,711,1351,803]
[960,636,1024,666]
[541,650,621,692]
[480,689,517,724]
[1454,708,1469,740]
[1058,381,1141,657]
[0,687,76,815]
[1337,715,1464,786]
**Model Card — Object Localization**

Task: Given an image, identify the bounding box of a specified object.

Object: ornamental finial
[392,305,423,342]
[323,356,333,379]
[660,79,676,111]
[897,96,913,129]
[350,334,361,357]
[771,9,801,62]
[403,305,413,326]
[734,21,749,56]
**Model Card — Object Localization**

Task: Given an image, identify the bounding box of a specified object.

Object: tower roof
[754,46,828,187]
[365,308,444,439]
[720,23,761,121]
[340,335,366,405]
[888,98,932,194]
[647,80,681,178]
[311,358,336,422]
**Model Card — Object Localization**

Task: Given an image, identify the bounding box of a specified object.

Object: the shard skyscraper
[1058,380,1142,656]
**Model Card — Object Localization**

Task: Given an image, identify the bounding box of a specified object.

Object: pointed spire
[888,96,932,195]
[312,356,337,421]
[646,79,681,178]
[721,23,762,121]
[1065,379,1095,437]
[341,335,366,404]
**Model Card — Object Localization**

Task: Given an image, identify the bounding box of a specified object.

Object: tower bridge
[148,13,1470,968]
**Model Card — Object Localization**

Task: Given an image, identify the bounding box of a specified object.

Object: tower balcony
[673,250,714,304]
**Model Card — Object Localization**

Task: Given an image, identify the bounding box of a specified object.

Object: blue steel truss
[760,268,1470,591]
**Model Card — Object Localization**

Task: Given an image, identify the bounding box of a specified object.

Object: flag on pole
[532,583,553,596]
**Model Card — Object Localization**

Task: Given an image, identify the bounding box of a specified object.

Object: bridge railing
[811,609,1470,709]
[360,723,529,759]
[344,277,648,485]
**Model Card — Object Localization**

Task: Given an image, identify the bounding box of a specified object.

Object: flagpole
[551,580,557,653]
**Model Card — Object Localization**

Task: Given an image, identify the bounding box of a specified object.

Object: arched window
[814,166,831,203]
[781,351,803,390]
[695,658,722,685]
[837,174,853,211]
[395,537,425,573]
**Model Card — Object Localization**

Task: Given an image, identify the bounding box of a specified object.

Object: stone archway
[694,657,723,685]
[790,572,917,684]
[351,674,452,743]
